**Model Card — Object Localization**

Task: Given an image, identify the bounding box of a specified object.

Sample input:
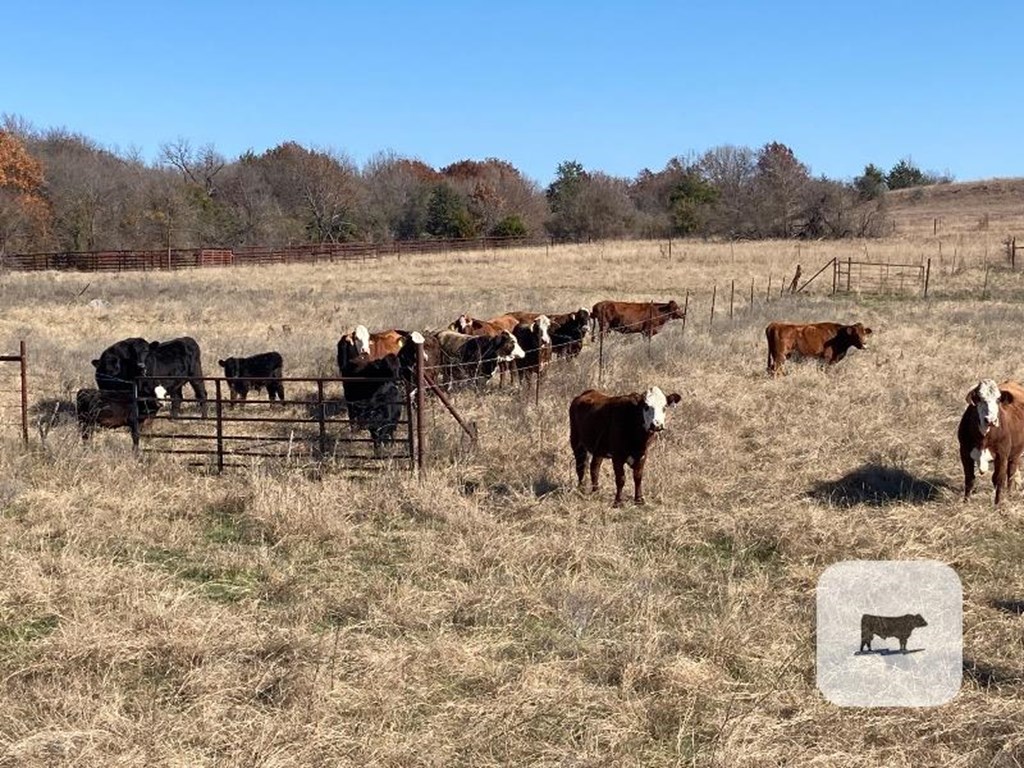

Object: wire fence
[0,342,28,444]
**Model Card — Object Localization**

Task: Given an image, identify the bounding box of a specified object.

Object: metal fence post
[19,340,28,445]
[682,290,689,335]
[924,258,931,298]
[215,379,224,473]
[729,280,735,321]
[709,285,716,333]
[317,379,327,459]
[416,342,425,475]
[130,381,141,454]
[598,329,604,387]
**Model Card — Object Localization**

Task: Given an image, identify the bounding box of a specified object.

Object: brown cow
[765,321,872,376]
[448,313,520,336]
[511,315,552,382]
[76,385,167,449]
[510,308,590,358]
[569,386,682,507]
[590,300,686,338]
[958,379,1024,504]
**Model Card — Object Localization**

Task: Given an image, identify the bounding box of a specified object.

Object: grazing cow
[340,340,422,454]
[338,326,425,372]
[76,383,167,449]
[765,321,872,376]
[217,352,285,405]
[145,337,209,418]
[591,300,686,338]
[860,614,928,653]
[569,386,682,507]
[512,315,552,382]
[92,337,152,392]
[958,379,1024,504]
[435,329,525,387]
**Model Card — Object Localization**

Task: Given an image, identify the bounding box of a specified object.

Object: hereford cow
[569,386,682,507]
[435,329,525,387]
[958,379,1024,504]
[860,613,928,653]
[765,321,872,376]
[591,300,686,338]
[217,352,285,405]
[338,327,426,374]
[76,383,167,449]
[448,314,519,336]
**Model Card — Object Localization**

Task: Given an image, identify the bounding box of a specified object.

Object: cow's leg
[899,635,908,652]
[191,379,208,418]
[170,389,183,419]
[631,456,646,505]
[1008,454,1020,497]
[612,458,626,507]
[589,456,602,494]
[961,449,976,500]
[994,454,1009,504]
[574,446,588,488]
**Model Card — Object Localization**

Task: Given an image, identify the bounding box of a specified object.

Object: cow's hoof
[635,497,646,506]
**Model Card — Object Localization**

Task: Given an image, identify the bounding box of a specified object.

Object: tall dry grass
[1,237,1024,766]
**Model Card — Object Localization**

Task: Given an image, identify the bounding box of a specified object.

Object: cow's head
[497,330,526,362]
[666,300,686,320]
[449,314,472,334]
[642,386,682,432]
[967,378,1009,435]
[534,315,552,347]
[844,323,872,349]
[352,325,371,356]
[217,358,241,379]
[911,614,928,629]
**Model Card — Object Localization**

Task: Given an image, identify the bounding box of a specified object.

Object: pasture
[2,236,1024,766]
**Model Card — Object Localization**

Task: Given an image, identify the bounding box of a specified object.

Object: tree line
[0,115,948,254]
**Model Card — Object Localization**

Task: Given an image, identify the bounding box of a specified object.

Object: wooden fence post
[709,285,716,333]
[730,280,735,320]
[924,258,931,298]
[598,330,604,386]
[766,275,772,303]
[749,278,754,310]
[682,290,689,335]
[316,379,327,459]
[846,258,852,292]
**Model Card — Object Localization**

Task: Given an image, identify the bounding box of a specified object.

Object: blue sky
[4,1,1021,186]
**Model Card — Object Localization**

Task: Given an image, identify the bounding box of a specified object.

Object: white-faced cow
[958,379,1024,504]
[217,352,285,406]
[511,315,552,383]
[569,386,682,507]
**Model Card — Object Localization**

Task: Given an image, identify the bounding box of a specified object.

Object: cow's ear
[667,393,682,406]
[966,386,980,405]
[217,359,226,367]
[149,341,161,350]
[1001,389,1015,405]
[864,326,873,335]
[91,359,99,368]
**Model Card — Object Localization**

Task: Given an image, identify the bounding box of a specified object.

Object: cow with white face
[958,379,1024,504]
[569,385,682,507]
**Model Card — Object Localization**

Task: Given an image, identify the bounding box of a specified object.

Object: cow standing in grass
[569,386,682,507]
[958,379,1024,504]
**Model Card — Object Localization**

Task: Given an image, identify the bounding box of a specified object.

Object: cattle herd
[69,299,1017,506]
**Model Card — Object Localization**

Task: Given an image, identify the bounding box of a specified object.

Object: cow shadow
[964,657,1024,687]
[990,598,1024,616]
[30,397,78,428]
[854,648,924,656]
[805,463,953,507]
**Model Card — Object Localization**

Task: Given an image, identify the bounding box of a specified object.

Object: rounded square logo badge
[816,560,962,707]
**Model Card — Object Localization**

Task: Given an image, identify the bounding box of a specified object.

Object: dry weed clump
[1,237,1024,765]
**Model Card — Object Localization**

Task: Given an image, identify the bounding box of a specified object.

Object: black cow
[340,338,422,454]
[859,614,927,653]
[145,337,209,418]
[93,337,152,392]
[217,352,285,406]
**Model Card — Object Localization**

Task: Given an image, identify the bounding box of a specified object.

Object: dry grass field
[3,229,1024,766]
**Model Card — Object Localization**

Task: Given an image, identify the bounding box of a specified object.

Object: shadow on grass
[854,648,924,656]
[990,599,1024,616]
[30,397,77,426]
[963,657,1024,687]
[806,464,954,507]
